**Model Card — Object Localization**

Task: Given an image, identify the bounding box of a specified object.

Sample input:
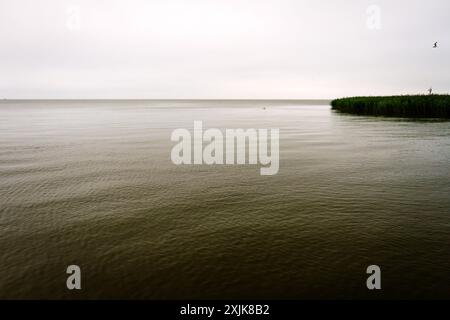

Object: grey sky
[0,0,449,99]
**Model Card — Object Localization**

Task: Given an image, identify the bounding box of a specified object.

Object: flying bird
[433,42,438,48]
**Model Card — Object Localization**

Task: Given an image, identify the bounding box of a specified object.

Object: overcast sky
[0,0,449,99]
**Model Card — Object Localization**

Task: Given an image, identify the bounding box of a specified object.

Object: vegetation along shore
[331,95,450,118]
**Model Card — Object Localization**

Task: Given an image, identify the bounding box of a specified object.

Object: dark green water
[0,100,449,299]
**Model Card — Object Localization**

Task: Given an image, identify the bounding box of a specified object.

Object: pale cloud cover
[0,0,449,99]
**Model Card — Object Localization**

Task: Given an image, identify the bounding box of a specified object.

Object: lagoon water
[0,100,449,299]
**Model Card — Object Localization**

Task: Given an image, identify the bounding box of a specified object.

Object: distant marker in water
[433,42,438,48]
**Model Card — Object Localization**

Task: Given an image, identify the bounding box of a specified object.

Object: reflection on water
[0,100,449,299]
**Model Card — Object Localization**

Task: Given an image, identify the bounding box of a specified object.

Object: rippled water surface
[1,100,449,299]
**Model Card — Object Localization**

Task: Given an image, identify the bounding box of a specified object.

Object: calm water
[0,100,449,299]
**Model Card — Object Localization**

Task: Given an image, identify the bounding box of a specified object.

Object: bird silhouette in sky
[433,42,438,48]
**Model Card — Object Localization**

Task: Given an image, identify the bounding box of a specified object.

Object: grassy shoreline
[331,95,450,118]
